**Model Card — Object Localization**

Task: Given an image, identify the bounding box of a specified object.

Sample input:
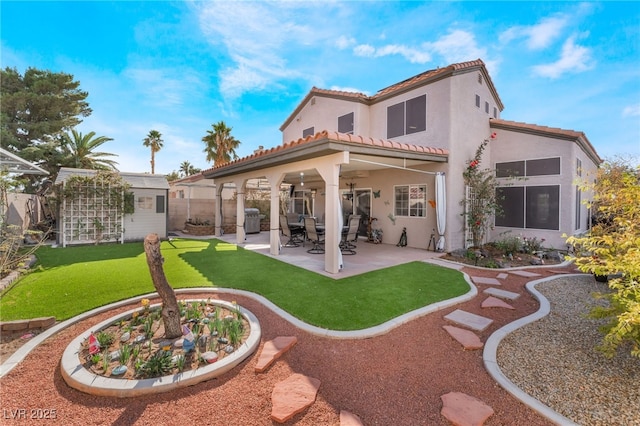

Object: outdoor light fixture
[300,172,304,186]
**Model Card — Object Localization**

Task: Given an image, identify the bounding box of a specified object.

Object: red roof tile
[202,130,448,175]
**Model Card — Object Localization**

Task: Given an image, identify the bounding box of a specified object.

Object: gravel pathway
[497,275,640,426]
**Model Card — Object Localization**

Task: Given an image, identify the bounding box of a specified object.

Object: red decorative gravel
[0,266,574,425]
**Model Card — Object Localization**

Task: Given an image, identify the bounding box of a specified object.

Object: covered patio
[214,230,450,279]
[203,131,449,275]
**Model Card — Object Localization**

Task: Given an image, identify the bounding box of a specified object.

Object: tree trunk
[143,233,182,339]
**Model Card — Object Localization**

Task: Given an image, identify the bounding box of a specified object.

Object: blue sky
[2,1,639,175]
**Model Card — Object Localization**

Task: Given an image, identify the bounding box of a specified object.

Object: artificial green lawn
[0,238,469,330]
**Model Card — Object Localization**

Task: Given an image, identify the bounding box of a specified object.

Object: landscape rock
[271,373,320,423]
[441,392,494,426]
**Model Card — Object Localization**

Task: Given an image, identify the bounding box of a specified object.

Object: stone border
[483,274,581,426]
[60,299,261,398]
[0,254,37,291]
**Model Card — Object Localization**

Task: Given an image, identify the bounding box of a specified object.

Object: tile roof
[490,119,602,164]
[202,130,449,176]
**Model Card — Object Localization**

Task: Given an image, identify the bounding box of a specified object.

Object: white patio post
[265,172,284,256]
[214,182,223,237]
[234,178,246,244]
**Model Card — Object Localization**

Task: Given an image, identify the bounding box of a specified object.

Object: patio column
[317,152,348,274]
[234,178,246,244]
[214,182,223,237]
[265,172,284,256]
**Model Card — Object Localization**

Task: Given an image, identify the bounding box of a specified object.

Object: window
[496,185,560,230]
[302,127,314,138]
[394,184,427,217]
[485,101,489,114]
[496,161,525,177]
[156,195,165,214]
[526,186,559,230]
[576,158,582,176]
[338,112,354,134]
[575,186,581,230]
[526,157,560,176]
[291,190,312,216]
[493,107,497,118]
[496,157,560,177]
[475,94,480,108]
[137,196,152,209]
[386,95,426,138]
[496,187,525,227]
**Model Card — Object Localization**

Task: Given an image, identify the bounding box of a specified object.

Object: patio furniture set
[279,214,361,255]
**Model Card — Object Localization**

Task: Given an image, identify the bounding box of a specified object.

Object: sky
[1,1,639,175]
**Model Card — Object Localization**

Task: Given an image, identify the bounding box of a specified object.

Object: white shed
[55,168,169,246]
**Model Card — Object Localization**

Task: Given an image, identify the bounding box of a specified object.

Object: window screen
[526,157,560,176]
[526,186,559,230]
[405,95,426,134]
[302,127,314,138]
[496,161,525,177]
[156,195,165,214]
[338,112,354,134]
[495,187,524,227]
[387,102,404,138]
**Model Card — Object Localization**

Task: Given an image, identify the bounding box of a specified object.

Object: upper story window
[496,157,561,178]
[475,94,480,108]
[387,94,426,138]
[493,107,497,118]
[485,101,489,114]
[338,112,354,134]
[302,127,314,138]
[394,184,427,217]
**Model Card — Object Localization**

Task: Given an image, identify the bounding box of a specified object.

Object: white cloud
[424,30,486,64]
[353,43,430,63]
[500,15,568,50]
[532,35,594,78]
[336,35,356,50]
[123,68,201,108]
[622,104,640,117]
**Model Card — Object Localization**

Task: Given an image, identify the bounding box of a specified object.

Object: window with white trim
[394,184,427,217]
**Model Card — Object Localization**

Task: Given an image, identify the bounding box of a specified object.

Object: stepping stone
[442,325,484,350]
[444,309,493,332]
[471,276,501,286]
[481,296,515,310]
[496,273,509,280]
[441,392,494,426]
[484,288,521,301]
[271,373,320,423]
[340,410,364,426]
[510,270,541,278]
[255,336,297,373]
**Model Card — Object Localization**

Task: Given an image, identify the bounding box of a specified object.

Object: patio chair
[304,217,325,254]
[340,215,361,255]
[280,215,304,247]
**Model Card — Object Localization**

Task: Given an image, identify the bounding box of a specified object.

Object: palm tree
[202,121,240,167]
[179,161,194,177]
[142,130,163,174]
[61,130,119,170]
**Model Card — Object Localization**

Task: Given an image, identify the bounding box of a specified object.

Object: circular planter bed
[61,299,260,397]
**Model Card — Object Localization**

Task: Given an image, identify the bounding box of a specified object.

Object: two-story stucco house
[203,59,601,274]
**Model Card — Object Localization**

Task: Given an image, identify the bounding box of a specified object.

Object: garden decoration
[397,227,408,247]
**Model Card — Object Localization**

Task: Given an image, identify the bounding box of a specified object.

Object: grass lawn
[0,238,469,330]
